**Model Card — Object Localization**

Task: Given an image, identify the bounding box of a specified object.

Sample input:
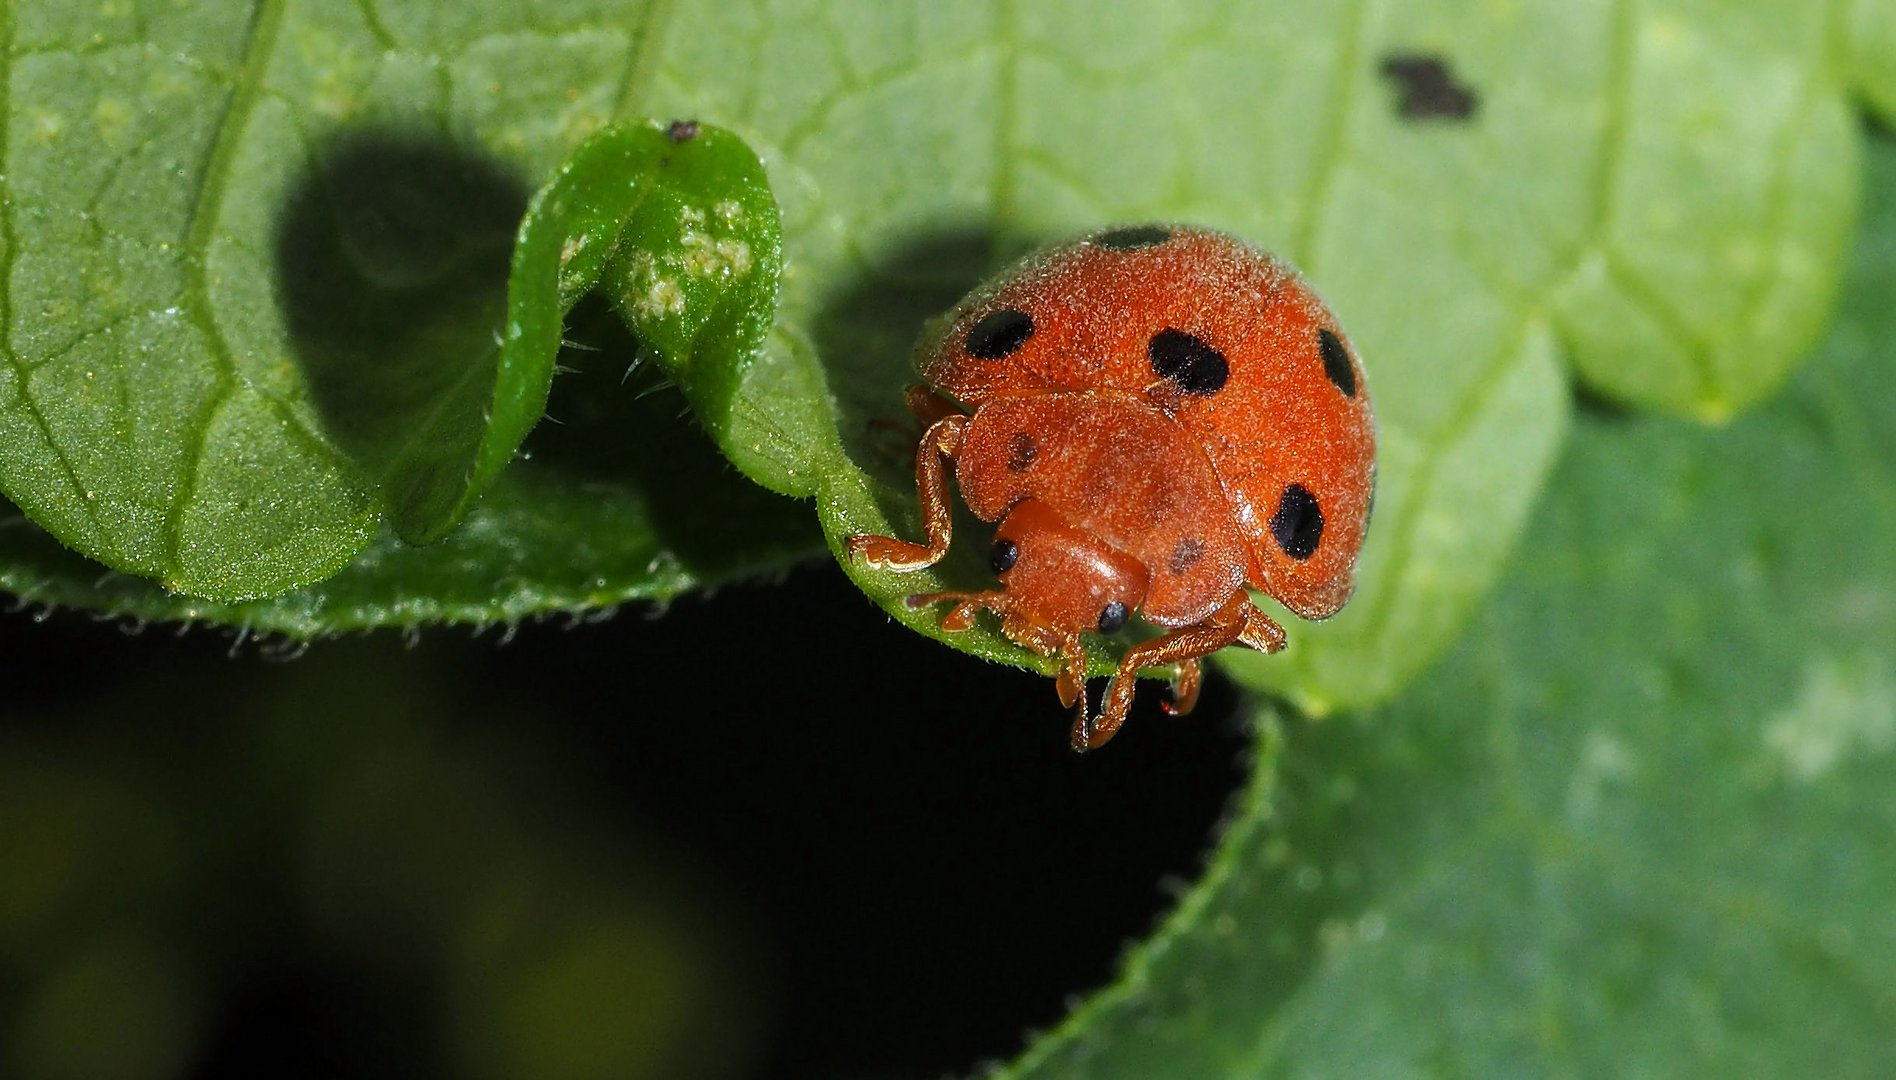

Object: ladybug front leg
[1078,593,1271,751]
[847,413,969,571]
[998,614,1087,714]
[907,596,1088,727]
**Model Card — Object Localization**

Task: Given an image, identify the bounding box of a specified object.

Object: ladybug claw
[1055,669,1083,710]
[1069,707,1097,753]
[1163,659,1203,717]
[1236,609,1288,654]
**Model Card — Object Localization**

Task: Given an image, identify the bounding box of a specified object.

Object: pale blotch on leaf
[626,252,687,320]
[93,98,132,143]
[680,229,752,280]
[1318,912,1389,955]
[1764,654,1896,781]
[1563,729,1638,822]
[718,239,752,276]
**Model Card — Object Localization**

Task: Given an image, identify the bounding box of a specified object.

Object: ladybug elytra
[848,225,1376,751]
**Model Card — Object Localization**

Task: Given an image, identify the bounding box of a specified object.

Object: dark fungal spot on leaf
[1148,329,1228,395]
[1168,537,1205,575]
[1572,381,1636,422]
[966,309,1035,359]
[1379,54,1479,122]
[1007,432,1038,472]
[990,537,1019,574]
[1098,600,1130,634]
[1269,484,1323,560]
[1318,328,1357,397]
[666,119,701,142]
[1092,225,1173,250]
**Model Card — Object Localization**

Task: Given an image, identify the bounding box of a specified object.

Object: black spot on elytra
[989,538,1019,574]
[1379,54,1479,122]
[1007,432,1038,472]
[966,309,1035,360]
[1269,484,1323,561]
[1148,329,1229,395]
[1168,537,1205,575]
[1097,601,1130,634]
[1092,225,1173,251]
[1318,328,1357,398]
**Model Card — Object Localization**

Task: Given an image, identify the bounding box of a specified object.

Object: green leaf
[4,2,1894,708]
[649,0,1889,710]
[0,0,815,622]
[0,118,811,632]
[468,120,786,536]
[0,370,819,635]
[997,135,1896,1078]
[1850,0,1896,125]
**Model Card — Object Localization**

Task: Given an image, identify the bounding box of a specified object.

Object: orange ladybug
[848,225,1376,751]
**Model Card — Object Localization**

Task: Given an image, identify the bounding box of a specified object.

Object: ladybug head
[987,500,1150,637]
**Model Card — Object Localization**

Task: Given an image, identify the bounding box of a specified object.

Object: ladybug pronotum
[848,225,1376,751]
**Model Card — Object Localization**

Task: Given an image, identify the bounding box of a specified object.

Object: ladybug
[847,225,1375,751]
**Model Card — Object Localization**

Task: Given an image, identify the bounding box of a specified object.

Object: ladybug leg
[903,384,965,428]
[1055,632,1087,712]
[1076,593,1254,752]
[1163,659,1202,717]
[1235,601,1288,654]
[1010,621,1087,710]
[920,601,1091,729]
[998,614,1089,725]
[907,591,1086,733]
[905,589,1003,631]
[846,414,969,571]
[867,386,963,464]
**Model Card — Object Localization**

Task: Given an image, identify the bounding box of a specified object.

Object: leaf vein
[0,2,119,557]
[1345,313,1546,642]
[773,41,995,160]
[1727,41,1838,361]
[165,0,292,570]
[350,0,398,51]
[1289,0,1368,273]
[990,0,1021,258]
[612,0,676,121]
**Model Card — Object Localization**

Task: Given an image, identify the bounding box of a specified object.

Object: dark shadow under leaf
[277,129,530,540]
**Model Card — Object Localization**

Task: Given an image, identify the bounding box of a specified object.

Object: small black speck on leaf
[666,119,701,143]
[1379,54,1479,122]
